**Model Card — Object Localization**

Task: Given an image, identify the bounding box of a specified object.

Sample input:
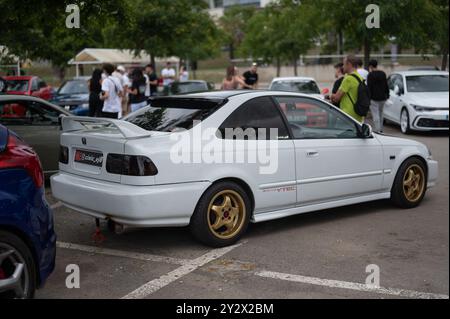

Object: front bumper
[427,159,439,188]
[51,172,211,227]
[412,111,449,131]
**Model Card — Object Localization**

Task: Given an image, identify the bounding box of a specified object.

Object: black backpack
[347,74,371,117]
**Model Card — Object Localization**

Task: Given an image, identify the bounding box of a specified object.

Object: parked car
[163,80,215,96]
[269,77,323,99]
[0,124,56,298]
[3,76,53,101]
[0,95,72,174]
[51,77,90,116]
[384,71,449,134]
[51,91,438,247]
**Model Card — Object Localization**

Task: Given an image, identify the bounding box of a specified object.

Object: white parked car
[269,77,323,99]
[384,71,449,134]
[51,91,438,247]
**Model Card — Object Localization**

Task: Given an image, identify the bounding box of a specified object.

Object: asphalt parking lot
[37,123,449,299]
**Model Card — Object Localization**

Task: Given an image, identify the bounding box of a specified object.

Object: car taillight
[0,133,44,188]
[106,154,158,176]
[59,145,69,164]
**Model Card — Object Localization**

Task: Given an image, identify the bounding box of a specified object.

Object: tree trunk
[293,57,298,76]
[363,36,371,69]
[441,46,449,71]
[151,55,156,70]
[276,57,281,77]
[338,30,344,55]
[53,66,66,83]
[229,43,235,61]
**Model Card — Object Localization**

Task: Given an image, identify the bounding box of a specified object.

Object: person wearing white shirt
[100,63,123,119]
[161,62,176,87]
[179,65,189,82]
[357,58,369,81]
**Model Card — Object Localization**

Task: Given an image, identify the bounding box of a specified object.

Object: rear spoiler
[61,116,152,139]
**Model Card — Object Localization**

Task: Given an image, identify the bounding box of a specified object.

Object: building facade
[207,0,273,17]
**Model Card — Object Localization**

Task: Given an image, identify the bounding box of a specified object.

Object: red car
[3,76,53,101]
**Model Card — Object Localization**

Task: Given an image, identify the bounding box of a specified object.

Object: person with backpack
[100,63,123,119]
[331,55,371,123]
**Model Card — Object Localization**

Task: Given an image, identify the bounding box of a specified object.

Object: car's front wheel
[400,108,411,134]
[190,182,251,247]
[0,231,36,299]
[391,158,427,208]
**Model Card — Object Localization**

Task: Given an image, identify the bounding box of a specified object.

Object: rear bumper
[427,159,439,188]
[51,172,211,227]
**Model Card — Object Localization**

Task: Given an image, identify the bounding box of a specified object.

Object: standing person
[100,63,123,119]
[243,63,259,89]
[144,64,158,97]
[357,58,369,81]
[179,65,189,82]
[88,69,103,117]
[112,65,130,117]
[367,59,390,133]
[161,62,176,88]
[221,66,248,90]
[331,55,366,123]
[128,68,148,113]
[325,62,345,107]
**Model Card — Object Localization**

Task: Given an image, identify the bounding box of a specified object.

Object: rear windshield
[271,80,320,94]
[124,103,220,132]
[58,80,89,95]
[6,80,29,92]
[406,75,449,92]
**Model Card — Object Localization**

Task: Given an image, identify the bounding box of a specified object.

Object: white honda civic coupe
[51,91,438,247]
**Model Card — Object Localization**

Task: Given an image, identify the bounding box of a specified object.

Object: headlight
[412,104,434,112]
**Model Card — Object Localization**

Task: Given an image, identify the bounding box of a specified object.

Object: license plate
[74,150,103,167]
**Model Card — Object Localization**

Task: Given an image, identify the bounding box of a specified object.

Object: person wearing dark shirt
[144,64,159,97]
[243,63,259,89]
[325,63,345,107]
[367,59,390,133]
[129,68,148,113]
[88,69,104,117]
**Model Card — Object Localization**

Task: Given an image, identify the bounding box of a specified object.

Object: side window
[0,101,59,125]
[218,96,290,140]
[387,76,394,91]
[30,79,38,91]
[274,97,359,139]
[393,75,404,92]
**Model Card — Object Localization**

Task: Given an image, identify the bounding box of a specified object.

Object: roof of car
[271,77,317,83]
[393,70,449,76]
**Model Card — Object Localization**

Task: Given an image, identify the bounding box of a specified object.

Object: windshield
[170,82,207,95]
[406,75,449,93]
[6,80,29,92]
[271,81,321,94]
[58,80,89,95]
[124,105,217,132]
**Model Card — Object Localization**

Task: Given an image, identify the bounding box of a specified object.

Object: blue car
[51,77,90,116]
[0,124,56,298]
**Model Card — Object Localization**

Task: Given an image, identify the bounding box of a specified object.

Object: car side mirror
[58,114,66,130]
[394,85,403,96]
[359,123,373,138]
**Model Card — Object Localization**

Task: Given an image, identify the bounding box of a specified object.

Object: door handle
[306,150,319,157]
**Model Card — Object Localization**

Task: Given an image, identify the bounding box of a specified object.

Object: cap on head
[117,65,126,72]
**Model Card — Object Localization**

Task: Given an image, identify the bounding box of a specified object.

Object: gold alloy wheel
[403,164,425,203]
[207,190,246,240]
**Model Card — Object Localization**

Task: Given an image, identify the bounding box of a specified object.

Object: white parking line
[256,270,449,299]
[122,243,242,299]
[50,201,62,210]
[57,241,189,266]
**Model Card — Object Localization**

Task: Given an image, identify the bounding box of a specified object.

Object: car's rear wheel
[400,108,411,134]
[0,231,36,299]
[190,182,251,247]
[391,158,427,208]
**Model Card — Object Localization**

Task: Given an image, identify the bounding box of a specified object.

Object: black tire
[0,230,37,299]
[190,181,251,248]
[400,108,411,134]
[391,158,427,209]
